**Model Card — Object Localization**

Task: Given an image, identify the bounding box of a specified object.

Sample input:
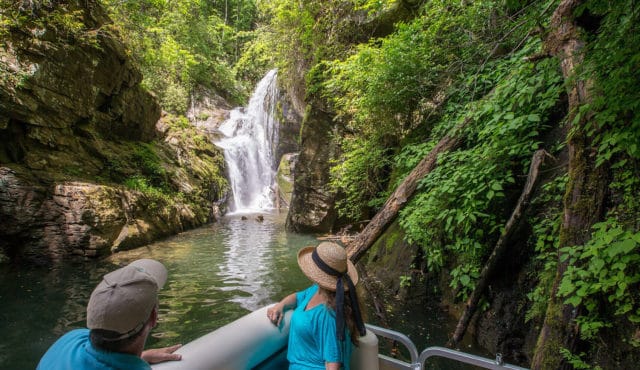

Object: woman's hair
[321,287,363,345]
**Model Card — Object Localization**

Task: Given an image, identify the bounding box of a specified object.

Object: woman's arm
[325,362,340,370]
[267,292,297,326]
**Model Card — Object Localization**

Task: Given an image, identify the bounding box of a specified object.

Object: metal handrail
[419,347,528,370]
[365,324,419,363]
[365,324,529,370]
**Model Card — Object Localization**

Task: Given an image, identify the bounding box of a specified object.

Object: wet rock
[276,153,297,209]
[0,167,204,264]
[286,109,340,233]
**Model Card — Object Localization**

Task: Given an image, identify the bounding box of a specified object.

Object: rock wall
[360,219,537,367]
[285,108,342,233]
[0,2,159,149]
[0,167,205,264]
[0,1,226,264]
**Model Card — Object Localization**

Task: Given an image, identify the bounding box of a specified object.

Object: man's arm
[141,344,182,364]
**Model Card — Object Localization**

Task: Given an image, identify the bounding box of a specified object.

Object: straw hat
[297,242,358,291]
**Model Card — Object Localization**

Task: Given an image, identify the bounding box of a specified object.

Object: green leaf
[559,279,575,296]
[460,274,471,286]
[608,239,637,258]
[564,295,582,307]
[591,258,605,273]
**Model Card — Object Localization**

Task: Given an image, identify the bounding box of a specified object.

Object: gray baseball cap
[87,259,167,338]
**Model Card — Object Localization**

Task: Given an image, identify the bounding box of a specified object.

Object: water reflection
[218,215,278,310]
[0,213,487,370]
[0,213,315,369]
[108,212,315,347]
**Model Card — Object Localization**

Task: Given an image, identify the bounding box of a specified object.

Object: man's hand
[142,344,183,364]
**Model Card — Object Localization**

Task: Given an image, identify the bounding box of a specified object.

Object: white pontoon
[151,305,528,370]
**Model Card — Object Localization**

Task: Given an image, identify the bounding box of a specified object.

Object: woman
[267,241,366,370]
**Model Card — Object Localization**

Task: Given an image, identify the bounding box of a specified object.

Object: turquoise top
[287,284,353,370]
[37,328,151,370]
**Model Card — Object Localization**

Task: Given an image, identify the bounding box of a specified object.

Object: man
[38,259,182,369]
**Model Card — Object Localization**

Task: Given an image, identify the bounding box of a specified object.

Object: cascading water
[216,69,280,213]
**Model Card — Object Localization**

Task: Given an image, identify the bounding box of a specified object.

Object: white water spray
[216,69,280,213]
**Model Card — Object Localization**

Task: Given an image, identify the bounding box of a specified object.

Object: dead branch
[449,149,551,345]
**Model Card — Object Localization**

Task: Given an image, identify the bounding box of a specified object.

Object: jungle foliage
[259,0,640,367]
[99,0,261,111]
[4,0,638,367]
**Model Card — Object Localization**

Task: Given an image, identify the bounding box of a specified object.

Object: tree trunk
[531,0,609,368]
[346,119,469,263]
[450,149,550,345]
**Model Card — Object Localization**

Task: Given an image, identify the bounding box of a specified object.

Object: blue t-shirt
[287,284,353,370]
[37,328,151,370]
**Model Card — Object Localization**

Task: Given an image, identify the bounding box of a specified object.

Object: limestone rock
[276,153,297,209]
[286,109,340,233]
[0,2,226,264]
[0,166,206,263]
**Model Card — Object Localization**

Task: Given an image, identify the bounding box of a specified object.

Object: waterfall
[216,69,280,213]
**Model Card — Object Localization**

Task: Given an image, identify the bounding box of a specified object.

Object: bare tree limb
[449,149,552,346]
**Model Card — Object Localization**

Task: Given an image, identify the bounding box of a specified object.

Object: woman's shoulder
[297,284,319,299]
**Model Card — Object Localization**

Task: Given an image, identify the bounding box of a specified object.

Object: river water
[0,67,486,369]
[0,212,311,369]
[0,212,484,369]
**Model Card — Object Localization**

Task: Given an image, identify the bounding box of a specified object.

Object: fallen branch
[346,118,470,263]
[449,149,552,345]
[358,265,390,327]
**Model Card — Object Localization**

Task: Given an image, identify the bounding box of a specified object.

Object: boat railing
[365,324,529,370]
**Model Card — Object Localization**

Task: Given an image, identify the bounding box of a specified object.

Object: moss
[365,221,417,294]
[533,297,568,369]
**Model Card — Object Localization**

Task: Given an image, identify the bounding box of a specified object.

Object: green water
[0,212,484,369]
[1,213,314,369]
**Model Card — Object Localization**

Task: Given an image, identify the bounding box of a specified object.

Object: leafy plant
[124,175,171,211]
[398,47,563,289]
[450,263,481,299]
[323,0,498,140]
[329,135,393,219]
[101,0,258,109]
[132,143,168,190]
[576,0,640,167]
[525,175,566,323]
[558,219,640,340]
[560,349,602,370]
[399,275,411,288]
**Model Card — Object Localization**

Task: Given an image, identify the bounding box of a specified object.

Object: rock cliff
[0,1,227,264]
[285,107,342,233]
